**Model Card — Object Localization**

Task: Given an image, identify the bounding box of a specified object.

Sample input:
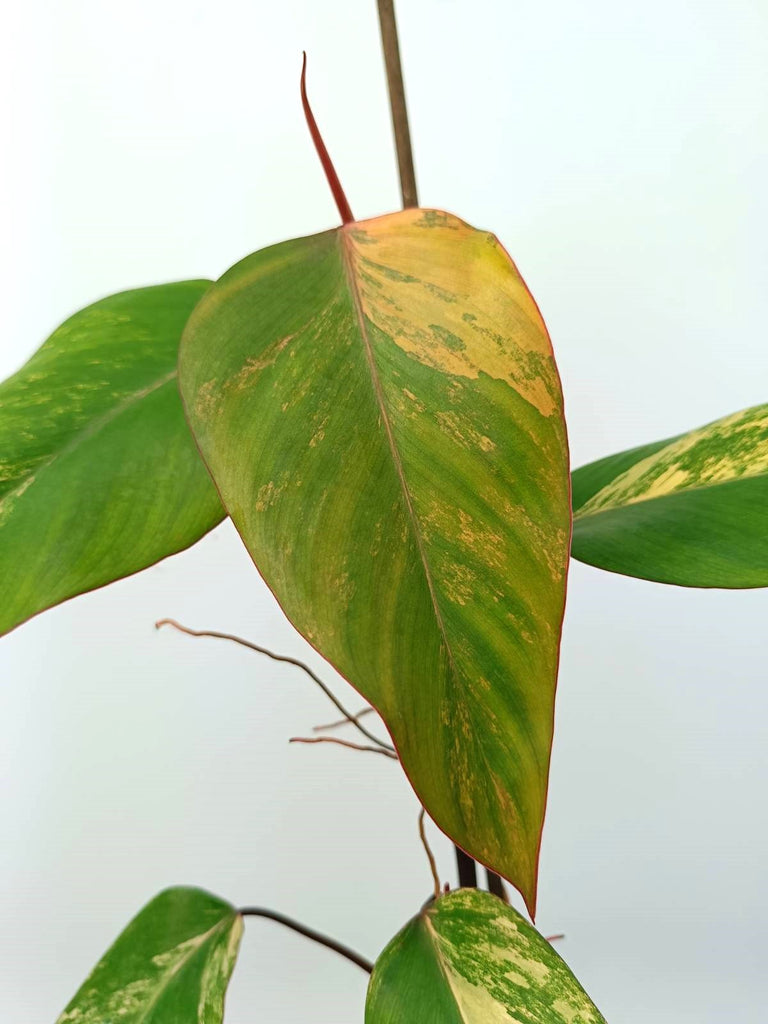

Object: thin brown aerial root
[155,617,393,751]
[313,706,376,733]
[418,808,442,898]
[289,735,399,759]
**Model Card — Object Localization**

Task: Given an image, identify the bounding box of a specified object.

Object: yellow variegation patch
[578,404,768,516]
[571,402,768,587]
[345,210,561,417]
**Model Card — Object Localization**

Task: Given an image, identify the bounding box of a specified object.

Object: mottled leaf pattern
[572,403,768,587]
[179,208,570,915]
[366,888,606,1023]
[56,888,242,1024]
[0,282,225,635]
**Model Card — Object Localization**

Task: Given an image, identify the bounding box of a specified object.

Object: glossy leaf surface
[366,888,606,1023]
[57,887,242,1023]
[0,282,225,636]
[572,403,768,587]
[179,208,570,914]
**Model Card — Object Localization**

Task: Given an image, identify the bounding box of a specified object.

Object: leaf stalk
[300,52,355,224]
[239,907,373,973]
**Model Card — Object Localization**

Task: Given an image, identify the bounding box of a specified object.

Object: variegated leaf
[572,403,768,587]
[57,888,242,1024]
[366,888,606,1023]
[0,282,225,636]
[178,208,570,916]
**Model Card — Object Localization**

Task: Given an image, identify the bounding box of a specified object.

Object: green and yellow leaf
[0,282,225,636]
[179,208,571,914]
[57,887,242,1024]
[571,403,768,587]
[366,888,606,1023]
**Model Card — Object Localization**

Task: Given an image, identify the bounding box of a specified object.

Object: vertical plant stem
[486,867,509,903]
[377,0,483,893]
[455,846,478,889]
[376,0,418,208]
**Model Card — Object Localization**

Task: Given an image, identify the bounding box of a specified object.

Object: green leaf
[179,208,571,915]
[571,403,768,587]
[366,888,606,1024]
[0,282,225,636]
[57,887,242,1024]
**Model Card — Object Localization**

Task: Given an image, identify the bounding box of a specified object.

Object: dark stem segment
[455,846,478,889]
[376,0,418,208]
[300,52,354,225]
[486,868,509,902]
[239,907,373,973]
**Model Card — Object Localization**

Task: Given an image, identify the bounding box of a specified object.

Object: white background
[1,0,767,1020]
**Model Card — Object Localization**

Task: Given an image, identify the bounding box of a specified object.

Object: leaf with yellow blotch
[365,888,607,1024]
[178,208,571,916]
[572,402,768,587]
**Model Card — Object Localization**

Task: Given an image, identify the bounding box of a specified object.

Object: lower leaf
[366,888,606,1024]
[56,887,242,1024]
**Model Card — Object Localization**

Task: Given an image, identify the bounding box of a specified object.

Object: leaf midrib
[338,227,462,694]
[130,913,234,1024]
[0,369,177,514]
[421,911,467,1022]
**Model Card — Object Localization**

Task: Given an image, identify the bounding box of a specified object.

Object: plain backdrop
[1,0,767,1020]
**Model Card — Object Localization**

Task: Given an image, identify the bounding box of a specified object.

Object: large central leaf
[179,209,570,914]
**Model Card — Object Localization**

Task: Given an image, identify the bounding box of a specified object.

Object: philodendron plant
[3,10,767,1022]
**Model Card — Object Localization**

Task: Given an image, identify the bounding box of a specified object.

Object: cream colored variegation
[56,888,242,1024]
[366,888,607,1023]
[578,404,768,516]
[570,401,768,587]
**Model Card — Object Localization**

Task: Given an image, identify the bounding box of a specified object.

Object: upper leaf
[365,888,607,1023]
[0,282,225,636]
[179,208,571,915]
[56,887,242,1023]
[571,403,768,587]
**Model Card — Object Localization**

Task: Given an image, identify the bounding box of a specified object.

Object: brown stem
[155,618,392,751]
[376,0,418,208]
[289,736,399,759]
[239,907,372,973]
[486,868,509,903]
[300,52,354,224]
[376,0,482,892]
